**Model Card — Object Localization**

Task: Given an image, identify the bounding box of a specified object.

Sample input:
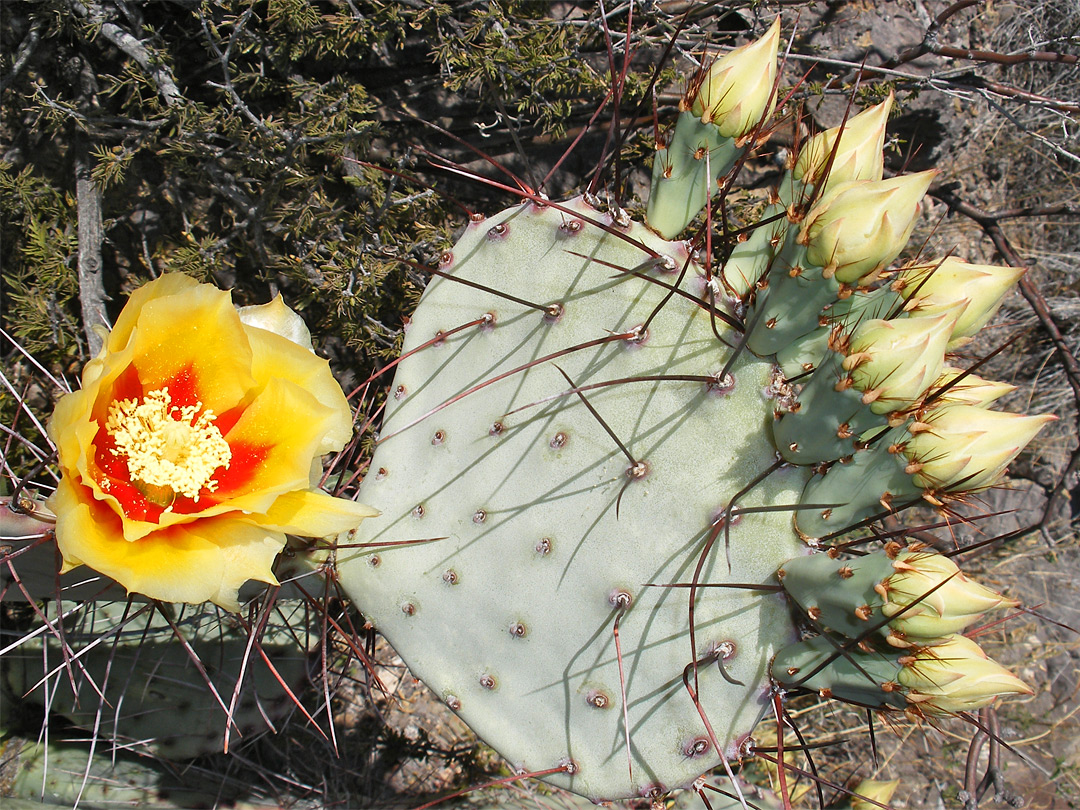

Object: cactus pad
[336,196,808,801]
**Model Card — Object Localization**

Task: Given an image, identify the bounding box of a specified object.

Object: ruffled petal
[49,384,101,476]
[237,294,313,349]
[48,475,282,611]
[208,377,339,513]
[107,273,202,354]
[130,283,256,415]
[242,323,353,455]
[247,488,379,536]
[46,274,362,609]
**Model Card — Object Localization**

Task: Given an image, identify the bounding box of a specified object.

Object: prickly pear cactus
[0,736,272,809]
[334,19,1047,804]
[337,195,807,800]
[3,600,311,760]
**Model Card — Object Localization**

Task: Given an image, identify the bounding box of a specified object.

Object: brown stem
[934,44,1078,66]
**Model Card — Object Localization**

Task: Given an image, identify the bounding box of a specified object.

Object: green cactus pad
[771,353,881,465]
[794,436,921,539]
[770,634,907,711]
[773,286,903,378]
[722,215,797,301]
[777,551,895,638]
[4,601,310,759]
[336,196,808,801]
[745,257,840,358]
[647,111,743,239]
[0,736,276,809]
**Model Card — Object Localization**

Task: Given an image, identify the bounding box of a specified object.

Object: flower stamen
[106,387,231,504]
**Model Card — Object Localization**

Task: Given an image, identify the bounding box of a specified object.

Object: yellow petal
[237,294,313,348]
[248,488,379,537]
[48,474,282,611]
[107,273,202,354]
[212,376,339,513]
[242,323,353,455]
[794,93,892,189]
[68,375,348,542]
[691,18,781,138]
[130,283,255,415]
[49,385,101,475]
[851,780,900,810]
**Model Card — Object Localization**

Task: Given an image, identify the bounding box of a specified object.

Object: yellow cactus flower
[799,170,937,284]
[903,404,1056,492]
[46,274,378,610]
[894,258,1025,347]
[898,634,1032,714]
[877,550,1018,637]
[793,93,893,191]
[842,310,958,414]
[690,18,781,139]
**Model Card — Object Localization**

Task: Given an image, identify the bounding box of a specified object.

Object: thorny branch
[888,0,1078,69]
[61,0,191,354]
[0,16,41,92]
[816,0,1080,114]
[929,187,1080,404]
[961,708,1025,810]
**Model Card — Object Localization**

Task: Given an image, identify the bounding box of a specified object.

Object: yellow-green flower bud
[850,780,900,810]
[876,550,1018,637]
[903,404,1056,492]
[898,634,1032,715]
[799,171,937,284]
[793,93,893,191]
[842,310,958,414]
[931,367,1016,408]
[894,258,1025,348]
[689,18,781,139]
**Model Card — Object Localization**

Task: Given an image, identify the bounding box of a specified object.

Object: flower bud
[904,404,1056,492]
[898,634,1032,714]
[793,93,892,191]
[930,367,1016,408]
[800,171,937,284]
[689,18,781,139]
[850,779,900,810]
[877,550,1018,637]
[894,258,1025,347]
[842,310,958,414]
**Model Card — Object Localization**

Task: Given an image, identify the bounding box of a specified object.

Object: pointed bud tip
[690,18,782,138]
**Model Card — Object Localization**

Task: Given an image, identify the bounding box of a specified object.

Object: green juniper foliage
[1,0,618,382]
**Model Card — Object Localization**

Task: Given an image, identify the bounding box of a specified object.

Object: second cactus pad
[336,196,808,801]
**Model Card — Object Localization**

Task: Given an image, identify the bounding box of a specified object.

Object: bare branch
[0,17,41,92]
[67,0,186,108]
[74,139,108,357]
